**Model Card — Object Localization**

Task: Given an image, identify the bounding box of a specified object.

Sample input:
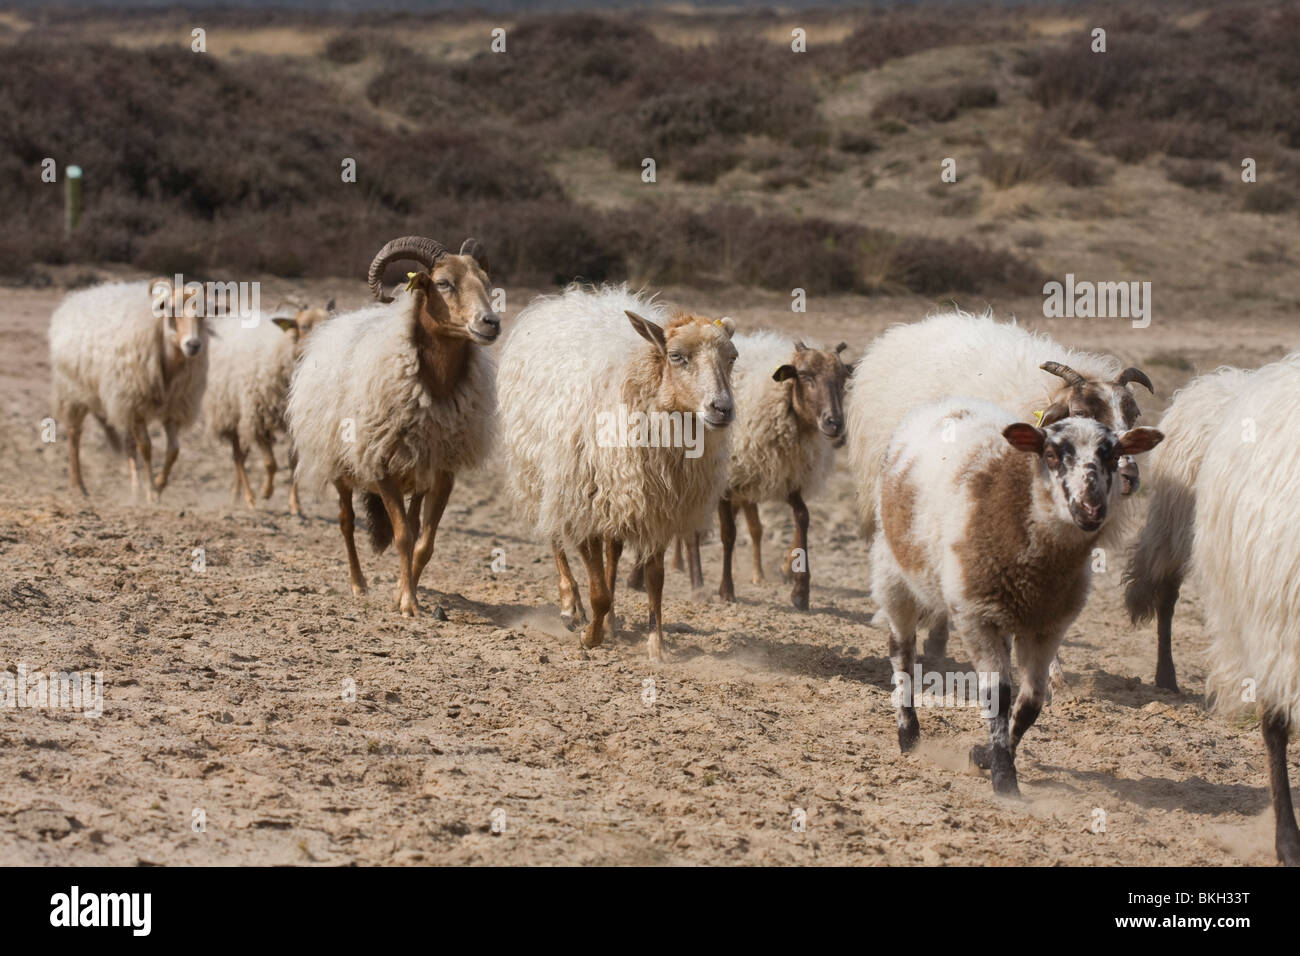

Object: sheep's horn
[834,342,848,354]
[367,236,448,303]
[1116,367,1154,394]
[794,340,808,352]
[1040,361,1088,388]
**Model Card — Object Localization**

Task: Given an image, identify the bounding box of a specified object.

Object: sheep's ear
[717,316,735,338]
[271,316,297,333]
[1003,423,1045,455]
[324,297,336,313]
[1038,401,1069,427]
[1117,427,1164,456]
[773,364,797,383]
[626,310,667,354]
[460,238,489,275]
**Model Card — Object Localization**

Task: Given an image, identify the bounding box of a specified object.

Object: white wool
[49,280,208,432]
[497,284,731,555]
[286,291,496,494]
[1123,365,1255,622]
[205,314,297,448]
[1193,353,1300,727]
[846,309,1125,536]
[725,330,835,504]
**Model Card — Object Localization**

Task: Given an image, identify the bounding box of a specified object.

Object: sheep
[1191,353,1300,865]
[872,397,1162,796]
[286,236,499,617]
[683,333,852,609]
[846,309,1154,662]
[497,284,738,660]
[49,277,211,502]
[205,299,334,514]
[1121,365,1255,692]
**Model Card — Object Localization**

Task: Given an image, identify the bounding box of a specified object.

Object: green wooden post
[65,165,82,238]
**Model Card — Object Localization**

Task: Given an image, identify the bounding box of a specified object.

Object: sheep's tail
[1121,517,1180,625]
[93,414,122,454]
[365,493,393,554]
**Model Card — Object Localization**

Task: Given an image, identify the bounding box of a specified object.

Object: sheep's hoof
[969,744,993,771]
[646,640,664,662]
[627,566,646,592]
[990,751,1020,799]
[790,588,810,611]
[1155,662,1179,694]
[1277,831,1300,867]
[751,573,765,586]
[718,586,736,603]
[581,626,604,649]
[350,580,368,597]
[898,711,920,753]
[398,596,419,618]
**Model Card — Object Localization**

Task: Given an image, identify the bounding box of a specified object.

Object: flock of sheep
[45,235,1300,865]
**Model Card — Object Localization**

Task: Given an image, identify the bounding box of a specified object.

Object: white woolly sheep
[688,333,851,609]
[287,236,499,617]
[847,309,1154,663]
[205,299,334,514]
[497,284,738,660]
[873,397,1162,796]
[1192,352,1300,865]
[49,277,210,501]
[1122,364,1255,692]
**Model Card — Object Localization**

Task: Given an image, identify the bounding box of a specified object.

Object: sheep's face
[412,251,500,345]
[150,278,207,360]
[1004,418,1164,533]
[626,310,738,430]
[272,300,335,356]
[1040,365,1154,495]
[773,342,852,442]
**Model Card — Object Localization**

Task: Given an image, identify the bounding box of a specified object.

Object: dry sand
[0,276,1295,865]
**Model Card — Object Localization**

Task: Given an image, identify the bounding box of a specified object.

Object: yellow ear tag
[404,271,419,293]
[1032,409,1046,426]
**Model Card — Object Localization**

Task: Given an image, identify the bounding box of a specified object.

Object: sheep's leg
[66,406,89,496]
[376,477,418,617]
[960,620,1018,797]
[154,420,180,496]
[575,537,609,650]
[922,616,950,659]
[255,435,277,500]
[644,549,666,661]
[742,502,764,584]
[627,557,646,592]
[412,471,454,592]
[553,540,587,629]
[1154,581,1181,693]
[685,531,703,590]
[229,436,256,508]
[718,496,738,602]
[335,480,367,596]
[1006,630,1064,761]
[131,421,158,504]
[604,537,623,642]
[1262,708,1300,866]
[125,430,139,500]
[787,490,810,611]
[884,590,921,753]
[287,446,303,517]
[671,537,685,573]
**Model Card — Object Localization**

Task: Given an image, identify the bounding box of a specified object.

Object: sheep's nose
[708,396,734,423]
[183,339,202,356]
[821,413,844,436]
[480,313,500,330]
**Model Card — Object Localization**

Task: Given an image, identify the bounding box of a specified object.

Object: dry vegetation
[3,1,1295,309]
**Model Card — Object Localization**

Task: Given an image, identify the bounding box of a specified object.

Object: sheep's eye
[1044,448,1059,466]
[435,279,452,292]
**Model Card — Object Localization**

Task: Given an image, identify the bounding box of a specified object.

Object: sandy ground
[0,274,1296,866]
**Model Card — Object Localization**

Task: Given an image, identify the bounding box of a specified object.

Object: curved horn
[1040,361,1088,388]
[794,339,808,352]
[367,236,448,303]
[1116,366,1154,394]
[459,237,489,275]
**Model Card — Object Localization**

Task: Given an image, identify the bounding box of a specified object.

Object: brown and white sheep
[287,236,500,616]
